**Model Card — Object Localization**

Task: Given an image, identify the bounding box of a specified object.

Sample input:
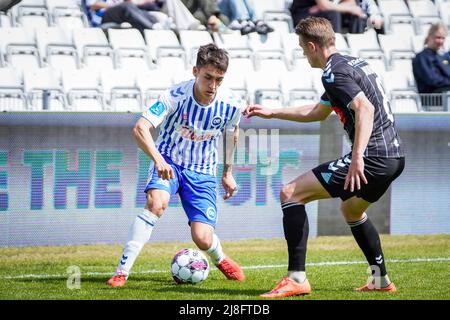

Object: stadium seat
[407,0,441,35]
[0,67,27,111]
[212,30,251,52]
[378,33,415,64]
[72,27,114,71]
[390,57,415,84]
[108,28,153,71]
[62,68,104,111]
[36,27,80,71]
[137,68,174,107]
[246,70,283,107]
[248,32,283,53]
[388,18,416,37]
[144,29,183,61]
[253,0,288,21]
[438,1,450,28]
[335,32,350,55]
[100,68,142,112]
[383,70,420,113]
[23,67,67,111]
[281,70,318,106]
[412,34,426,53]
[179,30,213,65]
[378,0,412,32]
[11,0,50,30]
[47,0,88,30]
[281,32,302,66]
[346,28,383,58]
[0,11,13,27]
[0,27,42,71]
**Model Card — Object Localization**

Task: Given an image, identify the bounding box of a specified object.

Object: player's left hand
[344,155,368,192]
[222,173,238,200]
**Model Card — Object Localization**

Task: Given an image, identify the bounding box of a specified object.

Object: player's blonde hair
[295,17,336,48]
[425,22,448,45]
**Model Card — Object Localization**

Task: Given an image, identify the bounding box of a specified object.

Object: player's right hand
[242,105,273,119]
[155,160,174,180]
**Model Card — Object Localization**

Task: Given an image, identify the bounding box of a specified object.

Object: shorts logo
[211,116,222,127]
[206,207,216,220]
[156,178,170,186]
[149,101,165,117]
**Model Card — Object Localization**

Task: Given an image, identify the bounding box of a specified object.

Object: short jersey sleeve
[323,70,362,107]
[225,95,246,130]
[141,89,177,128]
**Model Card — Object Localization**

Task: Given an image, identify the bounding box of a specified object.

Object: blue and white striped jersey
[142,79,245,176]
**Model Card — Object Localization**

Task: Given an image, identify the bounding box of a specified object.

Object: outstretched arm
[222,125,239,200]
[243,102,333,122]
[133,117,174,180]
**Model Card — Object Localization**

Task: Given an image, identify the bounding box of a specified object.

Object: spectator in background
[85,0,167,32]
[412,22,450,94]
[180,0,229,31]
[289,0,364,33]
[217,0,274,35]
[341,0,384,34]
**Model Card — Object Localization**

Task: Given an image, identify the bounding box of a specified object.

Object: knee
[280,183,296,203]
[340,202,364,222]
[146,199,168,217]
[192,233,212,251]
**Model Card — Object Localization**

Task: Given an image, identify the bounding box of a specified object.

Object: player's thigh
[145,189,171,217]
[281,170,332,204]
[340,196,371,222]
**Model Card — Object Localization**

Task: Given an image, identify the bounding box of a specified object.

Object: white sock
[115,209,159,276]
[372,275,391,288]
[206,233,225,265]
[288,271,307,284]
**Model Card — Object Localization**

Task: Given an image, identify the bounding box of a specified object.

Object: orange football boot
[354,281,397,292]
[216,256,245,282]
[106,272,127,287]
[260,277,311,298]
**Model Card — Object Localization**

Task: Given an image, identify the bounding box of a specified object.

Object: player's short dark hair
[196,43,229,72]
[295,17,335,48]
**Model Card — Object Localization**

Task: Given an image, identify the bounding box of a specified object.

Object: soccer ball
[170,248,209,284]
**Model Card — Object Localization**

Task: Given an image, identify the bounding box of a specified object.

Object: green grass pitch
[0,235,449,300]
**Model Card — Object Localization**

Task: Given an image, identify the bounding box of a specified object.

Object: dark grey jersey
[320,53,405,158]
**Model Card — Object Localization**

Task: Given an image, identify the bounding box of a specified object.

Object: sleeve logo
[148,101,165,116]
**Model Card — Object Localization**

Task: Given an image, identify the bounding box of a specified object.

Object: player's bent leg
[107,189,170,287]
[191,222,245,282]
[280,170,332,204]
[341,196,396,292]
[261,171,331,297]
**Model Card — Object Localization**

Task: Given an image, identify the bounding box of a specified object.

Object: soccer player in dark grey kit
[243,17,405,298]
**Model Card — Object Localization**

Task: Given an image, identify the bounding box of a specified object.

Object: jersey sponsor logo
[206,207,216,220]
[175,123,217,142]
[170,87,185,97]
[211,116,223,127]
[149,101,166,117]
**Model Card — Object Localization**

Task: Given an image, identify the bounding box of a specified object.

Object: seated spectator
[412,22,450,94]
[217,0,274,35]
[341,0,384,34]
[289,0,364,33]
[85,0,170,33]
[180,0,229,31]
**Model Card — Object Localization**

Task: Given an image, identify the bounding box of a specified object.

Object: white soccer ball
[170,248,210,284]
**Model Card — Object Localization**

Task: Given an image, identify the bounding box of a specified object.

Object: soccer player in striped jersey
[244,17,405,297]
[107,43,246,287]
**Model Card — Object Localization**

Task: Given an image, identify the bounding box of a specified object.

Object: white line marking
[3,257,450,280]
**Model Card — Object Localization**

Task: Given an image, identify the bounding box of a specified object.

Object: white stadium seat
[62,68,104,111]
[0,67,27,111]
[100,68,142,112]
